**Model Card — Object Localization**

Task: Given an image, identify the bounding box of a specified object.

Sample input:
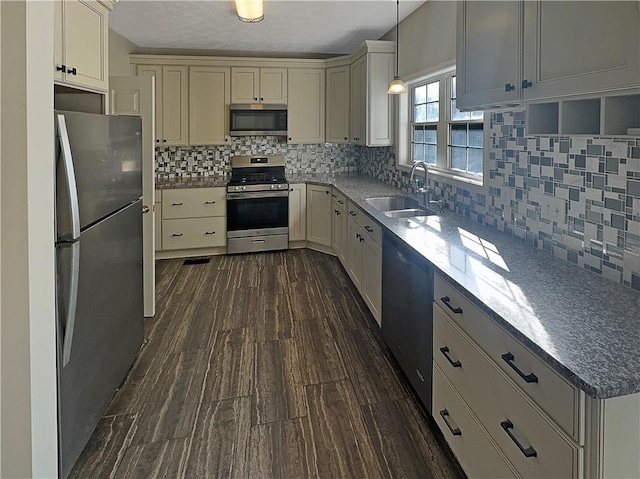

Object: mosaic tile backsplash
[155,137,359,179]
[357,110,640,291]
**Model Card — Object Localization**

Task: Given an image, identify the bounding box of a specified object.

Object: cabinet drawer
[434,305,580,479]
[346,200,382,246]
[162,217,226,250]
[433,363,518,479]
[434,274,580,441]
[332,189,347,210]
[162,188,226,219]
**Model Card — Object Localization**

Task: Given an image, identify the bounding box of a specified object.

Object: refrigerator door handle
[57,114,81,240]
[62,241,80,367]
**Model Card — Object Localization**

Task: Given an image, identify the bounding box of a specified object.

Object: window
[402,70,485,184]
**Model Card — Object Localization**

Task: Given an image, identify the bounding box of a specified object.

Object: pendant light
[235,0,264,23]
[387,0,407,94]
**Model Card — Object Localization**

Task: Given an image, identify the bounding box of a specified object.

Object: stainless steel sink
[383,208,436,218]
[365,196,422,211]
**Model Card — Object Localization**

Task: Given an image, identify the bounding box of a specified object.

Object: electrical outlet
[541,195,567,225]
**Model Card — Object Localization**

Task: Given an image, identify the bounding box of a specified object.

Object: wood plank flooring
[70,249,465,479]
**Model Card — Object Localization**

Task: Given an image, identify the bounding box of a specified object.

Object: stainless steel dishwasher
[382,232,433,413]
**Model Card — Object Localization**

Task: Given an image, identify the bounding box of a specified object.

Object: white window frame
[396,64,489,188]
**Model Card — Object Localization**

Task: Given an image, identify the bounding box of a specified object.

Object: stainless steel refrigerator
[54,110,144,478]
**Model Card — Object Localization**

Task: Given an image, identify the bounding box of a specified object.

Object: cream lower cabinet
[288,183,306,243]
[331,190,348,265]
[432,273,640,479]
[306,184,332,247]
[54,0,109,92]
[161,187,226,253]
[189,67,230,146]
[155,190,162,251]
[345,200,382,325]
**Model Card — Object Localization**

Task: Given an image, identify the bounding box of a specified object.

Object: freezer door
[57,200,143,479]
[55,110,142,235]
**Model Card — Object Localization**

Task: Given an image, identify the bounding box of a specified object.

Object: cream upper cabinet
[231,67,287,104]
[287,68,325,144]
[522,1,640,100]
[349,43,395,146]
[350,57,364,144]
[288,183,307,242]
[455,1,522,109]
[54,0,109,92]
[457,1,640,109]
[306,184,332,247]
[326,66,350,143]
[137,65,188,146]
[189,66,230,146]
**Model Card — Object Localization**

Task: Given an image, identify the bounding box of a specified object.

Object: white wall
[109,29,138,76]
[381,0,456,77]
[1,1,57,477]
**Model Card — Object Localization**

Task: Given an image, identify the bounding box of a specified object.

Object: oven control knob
[242,186,247,191]
[271,184,276,190]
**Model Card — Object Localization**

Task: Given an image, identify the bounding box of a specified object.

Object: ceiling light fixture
[387,0,407,95]
[235,0,264,23]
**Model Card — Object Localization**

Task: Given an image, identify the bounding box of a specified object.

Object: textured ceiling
[110,0,424,56]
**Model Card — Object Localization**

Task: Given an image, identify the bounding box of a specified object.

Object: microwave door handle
[62,241,80,367]
[57,114,81,241]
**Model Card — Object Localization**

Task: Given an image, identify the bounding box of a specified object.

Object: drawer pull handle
[334,209,341,215]
[501,352,538,384]
[331,194,337,198]
[204,231,216,235]
[349,210,357,217]
[439,409,461,436]
[171,233,183,237]
[364,225,373,233]
[251,239,266,244]
[338,200,344,205]
[440,346,462,368]
[501,420,537,458]
[441,296,463,314]
[204,201,216,204]
[171,202,184,206]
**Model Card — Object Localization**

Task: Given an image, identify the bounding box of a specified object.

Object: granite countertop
[154,173,640,399]
[156,176,230,189]
[318,175,640,400]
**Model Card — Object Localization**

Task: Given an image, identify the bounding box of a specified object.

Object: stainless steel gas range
[226,155,289,254]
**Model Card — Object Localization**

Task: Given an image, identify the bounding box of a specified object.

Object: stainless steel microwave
[229,104,287,137]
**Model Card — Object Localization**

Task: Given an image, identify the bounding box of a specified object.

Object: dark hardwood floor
[70,249,465,479]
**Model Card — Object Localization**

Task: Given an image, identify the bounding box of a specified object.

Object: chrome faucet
[409,161,444,212]
[410,161,429,204]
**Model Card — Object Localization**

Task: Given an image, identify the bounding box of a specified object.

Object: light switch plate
[541,195,567,225]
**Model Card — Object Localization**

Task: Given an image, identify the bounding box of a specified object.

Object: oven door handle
[227,191,289,200]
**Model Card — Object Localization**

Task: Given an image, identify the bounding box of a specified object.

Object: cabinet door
[162,66,188,146]
[54,0,64,82]
[349,59,362,144]
[332,207,344,260]
[288,69,325,144]
[260,68,287,104]
[347,219,364,292]
[366,52,395,146]
[231,67,260,103]
[288,184,307,242]
[155,202,162,251]
[189,67,230,146]
[306,184,332,247]
[326,66,350,143]
[456,1,522,109]
[62,0,109,91]
[363,238,382,326]
[137,65,163,145]
[523,1,640,100]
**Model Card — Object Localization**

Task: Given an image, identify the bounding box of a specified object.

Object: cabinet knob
[56,64,66,73]
[288,137,292,141]
[344,137,348,140]
[521,79,532,89]
[504,83,515,92]
[254,97,258,101]
[163,139,167,143]
[325,190,329,194]
[68,67,77,76]
[260,97,264,101]
[156,139,160,143]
